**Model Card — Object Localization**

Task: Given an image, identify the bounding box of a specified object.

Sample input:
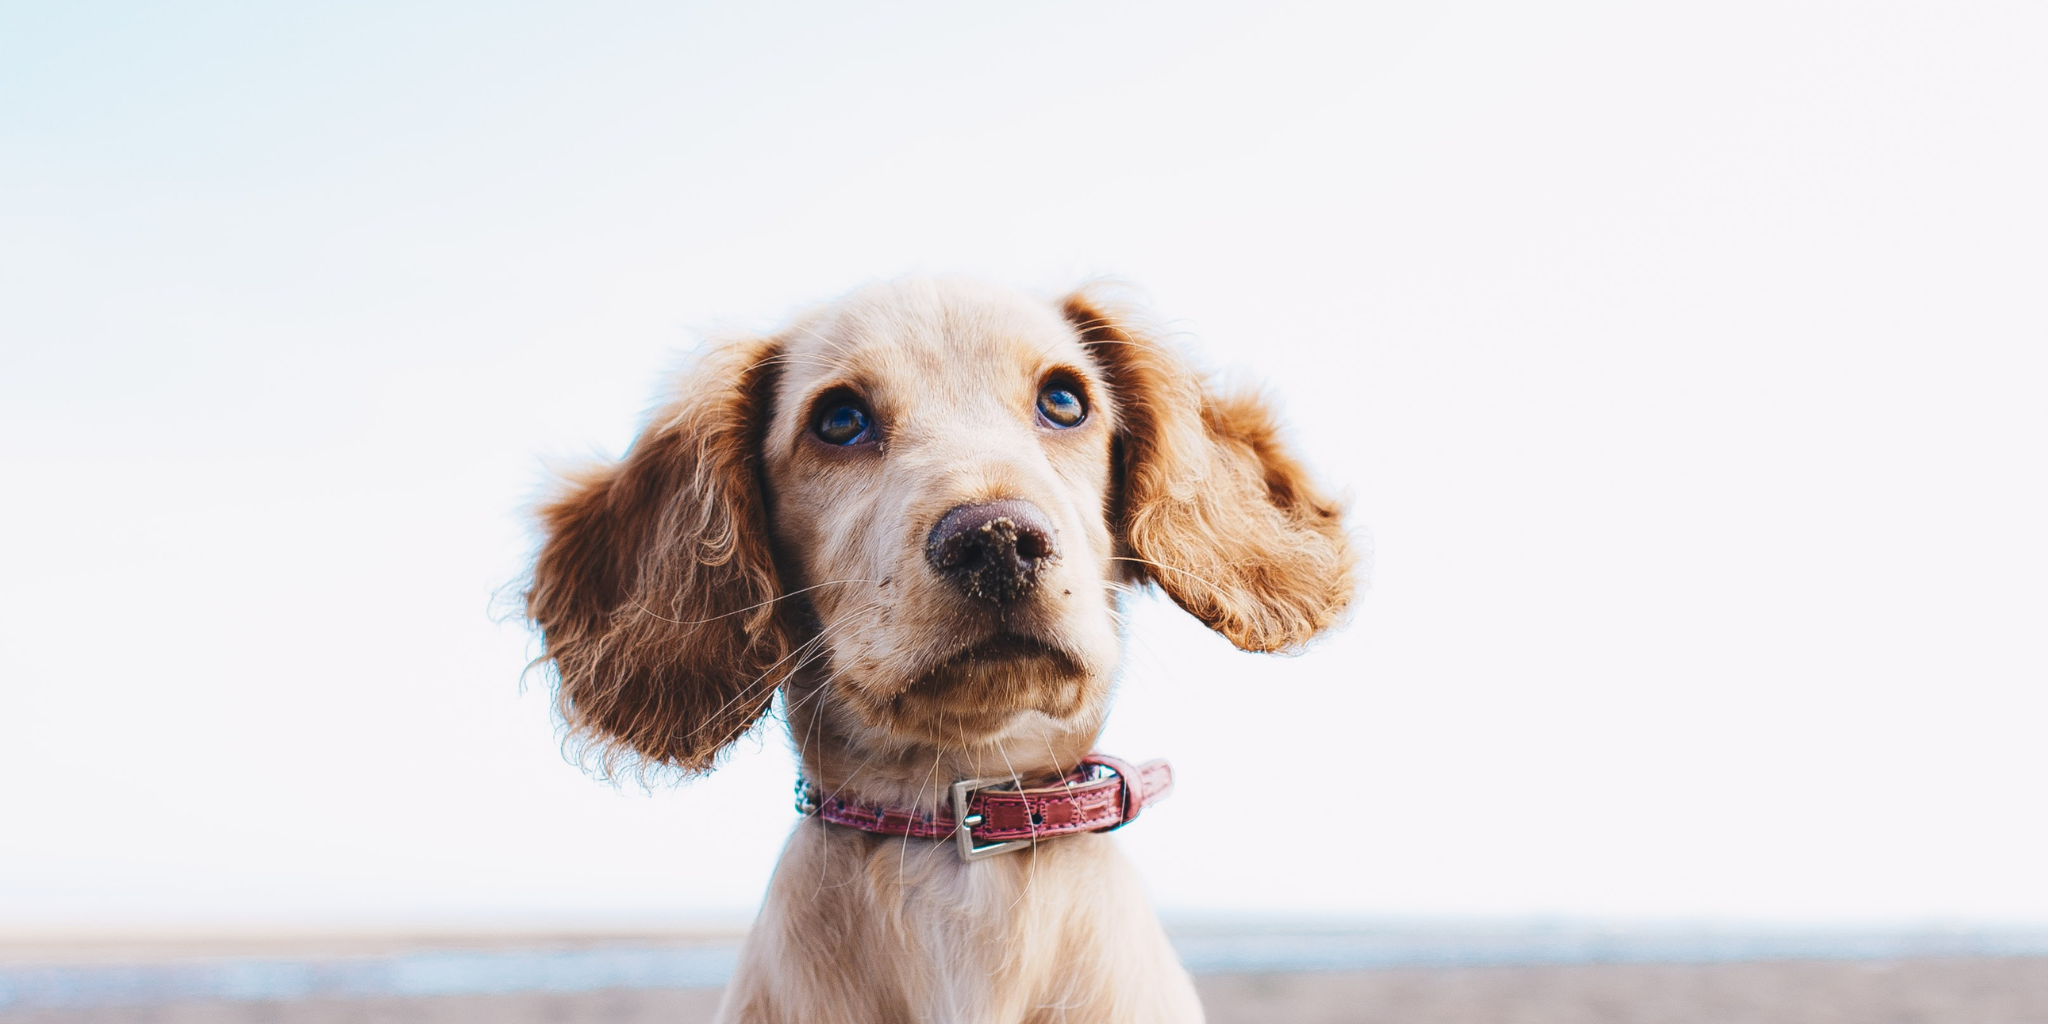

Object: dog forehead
[778,280,1086,395]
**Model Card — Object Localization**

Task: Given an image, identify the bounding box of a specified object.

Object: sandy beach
[7,957,2045,1023]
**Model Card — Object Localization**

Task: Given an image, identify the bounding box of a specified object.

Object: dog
[526,277,1354,1023]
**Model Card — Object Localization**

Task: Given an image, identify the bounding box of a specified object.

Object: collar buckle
[950,776,1034,862]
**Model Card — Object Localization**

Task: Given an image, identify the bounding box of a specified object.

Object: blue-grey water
[0,945,740,1011]
[6,925,2048,1010]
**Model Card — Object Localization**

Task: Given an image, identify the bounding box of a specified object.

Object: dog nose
[925,500,1059,604]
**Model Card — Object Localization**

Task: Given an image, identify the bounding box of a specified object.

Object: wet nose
[925,499,1059,604]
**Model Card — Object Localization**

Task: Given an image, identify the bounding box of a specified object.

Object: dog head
[526,278,1354,778]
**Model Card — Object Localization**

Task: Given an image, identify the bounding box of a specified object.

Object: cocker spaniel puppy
[528,278,1353,1023]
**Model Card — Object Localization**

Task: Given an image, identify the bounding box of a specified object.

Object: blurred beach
[6,924,2045,1023]
[7,961,2046,1022]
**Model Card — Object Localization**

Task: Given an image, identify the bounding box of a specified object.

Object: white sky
[2,0,2044,930]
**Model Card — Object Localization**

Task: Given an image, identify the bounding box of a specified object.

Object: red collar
[797,754,1174,861]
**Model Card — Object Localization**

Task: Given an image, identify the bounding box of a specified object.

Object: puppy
[527,278,1353,1023]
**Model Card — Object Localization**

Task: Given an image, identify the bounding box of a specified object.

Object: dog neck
[781,665,1107,814]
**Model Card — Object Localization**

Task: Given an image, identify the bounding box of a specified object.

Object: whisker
[1111,554,1229,593]
[628,577,879,626]
[684,617,852,738]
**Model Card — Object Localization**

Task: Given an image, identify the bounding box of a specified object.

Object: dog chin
[854,633,1100,744]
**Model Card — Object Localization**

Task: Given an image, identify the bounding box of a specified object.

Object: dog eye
[1036,384,1086,428]
[814,403,871,445]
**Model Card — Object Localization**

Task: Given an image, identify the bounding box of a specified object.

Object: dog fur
[527,278,1354,1023]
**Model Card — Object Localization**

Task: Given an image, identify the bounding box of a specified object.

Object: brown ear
[1064,290,1355,653]
[525,337,791,778]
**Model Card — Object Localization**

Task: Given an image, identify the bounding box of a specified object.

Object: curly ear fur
[1063,290,1355,653]
[526,337,790,778]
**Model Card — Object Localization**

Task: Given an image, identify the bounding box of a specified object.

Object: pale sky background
[3,1,2045,931]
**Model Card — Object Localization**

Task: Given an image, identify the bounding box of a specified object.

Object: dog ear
[526,337,790,778]
[1063,289,1355,653]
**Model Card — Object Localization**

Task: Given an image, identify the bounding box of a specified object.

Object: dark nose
[925,500,1059,604]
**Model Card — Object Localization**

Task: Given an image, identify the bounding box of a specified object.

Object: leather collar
[797,754,1173,861]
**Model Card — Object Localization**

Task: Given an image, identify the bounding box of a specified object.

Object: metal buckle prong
[951,776,1032,862]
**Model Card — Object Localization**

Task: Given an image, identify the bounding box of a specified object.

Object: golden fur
[527,278,1354,1023]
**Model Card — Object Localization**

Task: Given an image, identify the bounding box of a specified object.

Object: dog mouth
[834,628,1100,743]
[952,633,1070,665]
[904,631,1084,691]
